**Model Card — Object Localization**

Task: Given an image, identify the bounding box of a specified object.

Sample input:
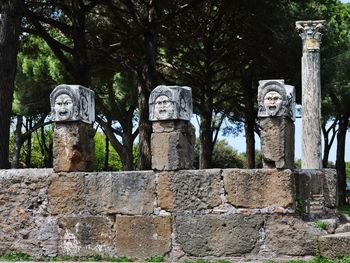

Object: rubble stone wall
[0,168,336,261]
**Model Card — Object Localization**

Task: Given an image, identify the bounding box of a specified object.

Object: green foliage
[338,205,350,216]
[0,251,32,261]
[194,139,245,169]
[14,35,66,116]
[315,220,327,230]
[296,196,306,214]
[183,260,231,263]
[346,162,350,180]
[0,254,136,262]
[94,131,123,171]
[145,256,164,262]
[211,140,244,169]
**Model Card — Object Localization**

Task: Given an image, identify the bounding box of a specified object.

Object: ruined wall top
[149,85,193,121]
[258,80,295,120]
[50,84,95,123]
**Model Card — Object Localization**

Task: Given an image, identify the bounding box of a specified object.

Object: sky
[192,112,350,163]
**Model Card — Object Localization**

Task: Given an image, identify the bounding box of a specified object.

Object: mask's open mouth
[268,106,277,111]
[59,111,68,116]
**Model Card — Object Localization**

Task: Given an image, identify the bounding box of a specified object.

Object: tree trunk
[321,118,337,168]
[199,109,213,169]
[137,76,152,170]
[104,133,110,171]
[137,1,159,170]
[336,113,349,205]
[121,117,134,171]
[11,115,23,168]
[243,78,256,168]
[0,1,22,168]
[25,117,33,167]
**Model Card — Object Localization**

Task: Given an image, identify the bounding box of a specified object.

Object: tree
[0,1,23,168]
[320,1,350,205]
[11,35,63,168]
[160,0,242,168]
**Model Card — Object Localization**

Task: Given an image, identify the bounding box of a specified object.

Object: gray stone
[151,126,195,171]
[53,122,95,172]
[115,216,172,259]
[265,215,325,256]
[296,20,326,169]
[318,232,350,259]
[85,171,155,215]
[58,216,116,256]
[175,214,264,256]
[223,169,295,209]
[157,170,221,212]
[335,223,350,234]
[149,85,192,121]
[260,118,294,168]
[50,84,95,124]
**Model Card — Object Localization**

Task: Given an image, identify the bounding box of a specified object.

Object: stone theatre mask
[50,84,95,123]
[258,80,295,120]
[149,85,192,121]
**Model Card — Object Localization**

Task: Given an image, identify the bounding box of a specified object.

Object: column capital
[296,20,327,51]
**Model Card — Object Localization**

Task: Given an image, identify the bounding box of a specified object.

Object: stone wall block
[265,215,324,256]
[318,233,350,259]
[58,216,116,256]
[157,170,222,212]
[48,173,85,215]
[0,169,56,257]
[223,169,295,208]
[85,171,155,215]
[294,169,337,215]
[53,122,95,172]
[115,216,172,259]
[175,214,264,256]
[322,169,337,208]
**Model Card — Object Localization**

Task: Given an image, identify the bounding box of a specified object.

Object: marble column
[296,20,326,169]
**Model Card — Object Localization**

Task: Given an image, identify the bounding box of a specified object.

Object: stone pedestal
[53,122,95,172]
[260,117,294,169]
[151,120,195,171]
[258,80,295,169]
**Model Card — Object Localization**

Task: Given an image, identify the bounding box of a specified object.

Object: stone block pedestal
[53,122,95,172]
[151,121,195,171]
[260,117,294,168]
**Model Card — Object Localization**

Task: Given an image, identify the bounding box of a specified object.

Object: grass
[0,252,135,262]
[338,204,350,216]
[183,260,232,263]
[145,256,164,262]
[314,220,327,230]
[1,252,350,263]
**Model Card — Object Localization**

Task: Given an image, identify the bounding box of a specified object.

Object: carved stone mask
[154,95,175,120]
[54,93,74,121]
[263,91,283,116]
